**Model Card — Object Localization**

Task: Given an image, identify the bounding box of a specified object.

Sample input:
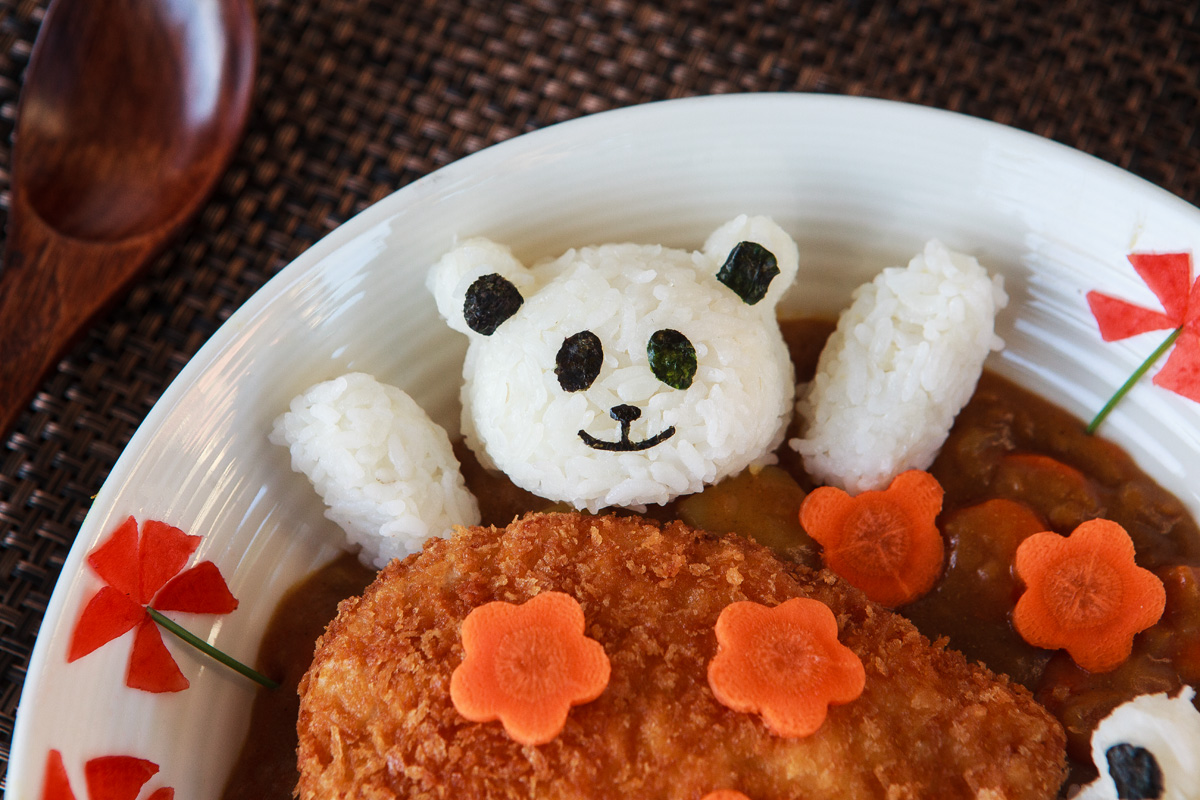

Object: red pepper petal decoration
[137,520,201,604]
[1086,291,1176,341]
[1128,252,1192,322]
[1153,327,1200,403]
[69,515,250,690]
[153,561,239,615]
[83,755,158,800]
[67,587,146,663]
[126,617,189,693]
[86,517,140,599]
[1085,252,1200,421]
[145,789,174,800]
[1087,252,1198,341]
[1186,278,1200,327]
[41,750,76,800]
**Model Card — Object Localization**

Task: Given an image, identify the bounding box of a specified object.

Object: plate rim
[10,90,1200,793]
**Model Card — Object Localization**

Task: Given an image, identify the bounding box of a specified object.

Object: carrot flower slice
[1013,519,1166,673]
[707,598,865,738]
[701,791,751,800]
[799,470,945,607]
[450,591,610,746]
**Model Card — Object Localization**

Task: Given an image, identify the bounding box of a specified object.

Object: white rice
[434,230,797,512]
[270,372,480,568]
[791,240,1008,493]
[1074,686,1200,800]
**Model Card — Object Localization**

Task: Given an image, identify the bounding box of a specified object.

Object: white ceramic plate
[10,93,1200,796]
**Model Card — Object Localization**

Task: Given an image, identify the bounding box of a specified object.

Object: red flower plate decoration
[43,750,173,800]
[1087,252,1200,430]
[67,516,239,693]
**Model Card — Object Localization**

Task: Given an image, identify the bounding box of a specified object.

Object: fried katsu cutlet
[297,512,1067,799]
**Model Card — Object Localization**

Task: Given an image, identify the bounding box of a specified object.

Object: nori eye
[647,329,696,390]
[556,331,603,391]
[1106,743,1164,800]
[717,241,779,305]
[464,273,523,335]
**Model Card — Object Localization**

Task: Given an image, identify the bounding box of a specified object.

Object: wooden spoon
[0,0,256,435]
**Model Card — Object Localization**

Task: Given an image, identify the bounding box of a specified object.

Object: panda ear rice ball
[792,239,1008,494]
[270,372,481,568]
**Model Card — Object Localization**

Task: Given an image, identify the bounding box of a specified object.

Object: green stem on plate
[147,606,279,689]
[1087,326,1183,435]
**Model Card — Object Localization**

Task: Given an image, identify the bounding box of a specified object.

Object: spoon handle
[1,208,156,435]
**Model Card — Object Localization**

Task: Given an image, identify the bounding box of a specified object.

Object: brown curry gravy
[222,318,1200,798]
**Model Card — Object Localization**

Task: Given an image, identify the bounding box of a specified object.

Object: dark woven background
[2,0,1198,785]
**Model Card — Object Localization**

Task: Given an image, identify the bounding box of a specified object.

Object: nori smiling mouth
[579,403,676,451]
[578,402,676,448]
[579,426,676,452]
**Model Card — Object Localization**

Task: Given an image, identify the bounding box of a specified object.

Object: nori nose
[610,404,641,423]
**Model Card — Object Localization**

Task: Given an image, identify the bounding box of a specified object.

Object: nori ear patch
[556,330,604,391]
[1106,743,1164,800]
[717,241,779,305]
[464,273,523,335]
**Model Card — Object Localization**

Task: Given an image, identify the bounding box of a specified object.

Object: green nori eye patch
[464,273,523,335]
[717,241,779,305]
[556,330,603,391]
[1106,744,1164,800]
[647,329,696,390]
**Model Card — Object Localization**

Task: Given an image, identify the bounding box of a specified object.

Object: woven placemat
[2,0,1199,784]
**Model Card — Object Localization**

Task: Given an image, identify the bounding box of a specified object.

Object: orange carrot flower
[799,470,945,607]
[701,791,751,800]
[1013,519,1166,673]
[707,598,865,738]
[450,591,610,746]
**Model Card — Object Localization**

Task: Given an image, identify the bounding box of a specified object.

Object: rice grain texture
[428,216,800,512]
[792,240,1008,493]
[270,372,481,567]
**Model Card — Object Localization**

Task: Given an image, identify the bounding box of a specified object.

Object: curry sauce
[221,318,1200,797]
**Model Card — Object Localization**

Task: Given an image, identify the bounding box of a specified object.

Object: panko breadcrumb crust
[297,512,1066,799]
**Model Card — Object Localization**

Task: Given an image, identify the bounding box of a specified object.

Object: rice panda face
[429,216,800,512]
